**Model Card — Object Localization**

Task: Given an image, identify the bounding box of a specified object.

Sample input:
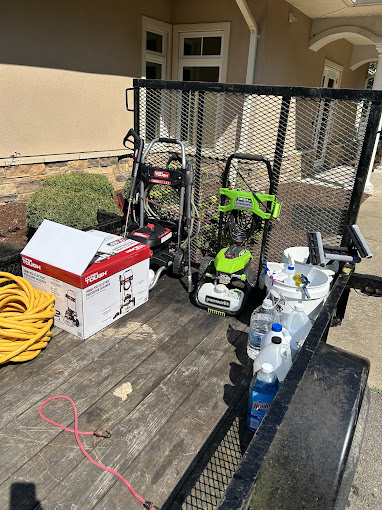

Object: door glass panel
[182,66,219,82]
[146,62,162,79]
[202,37,222,55]
[147,31,163,53]
[327,77,335,88]
[184,38,202,56]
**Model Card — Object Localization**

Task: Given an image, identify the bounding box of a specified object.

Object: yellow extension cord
[0,272,55,364]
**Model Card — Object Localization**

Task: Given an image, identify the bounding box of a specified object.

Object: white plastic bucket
[282,246,338,280]
[264,261,331,321]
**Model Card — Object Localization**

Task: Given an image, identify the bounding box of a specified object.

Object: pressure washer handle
[223,153,273,186]
[231,153,266,162]
[123,128,141,150]
[142,138,186,168]
[158,137,179,144]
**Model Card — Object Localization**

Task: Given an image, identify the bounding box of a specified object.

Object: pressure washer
[195,153,281,316]
[120,129,195,292]
[113,268,135,319]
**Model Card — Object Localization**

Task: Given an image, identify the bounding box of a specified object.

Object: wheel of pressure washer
[172,248,186,277]
[198,256,214,281]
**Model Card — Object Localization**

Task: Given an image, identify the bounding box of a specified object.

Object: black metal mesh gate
[131,80,382,268]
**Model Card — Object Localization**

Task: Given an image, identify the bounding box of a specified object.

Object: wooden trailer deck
[0,275,254,510]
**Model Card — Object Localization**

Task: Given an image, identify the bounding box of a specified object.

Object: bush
[42,173,115,198]
[27,173,120,230]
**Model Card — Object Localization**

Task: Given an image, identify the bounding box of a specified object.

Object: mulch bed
[0,202,28,245]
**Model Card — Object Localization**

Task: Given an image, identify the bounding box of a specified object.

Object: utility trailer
[0,81,381,509]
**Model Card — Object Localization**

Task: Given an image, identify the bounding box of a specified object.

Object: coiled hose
[0,272,55,364]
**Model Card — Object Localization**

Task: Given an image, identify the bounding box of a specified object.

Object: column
[364,43,382,193]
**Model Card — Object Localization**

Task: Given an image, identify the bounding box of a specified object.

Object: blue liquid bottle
[247,362,278,432]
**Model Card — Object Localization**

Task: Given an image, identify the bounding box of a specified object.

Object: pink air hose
[39,395,158,510]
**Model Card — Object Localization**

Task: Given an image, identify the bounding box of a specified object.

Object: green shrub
[42,173,115,198]
[27,173,120,230]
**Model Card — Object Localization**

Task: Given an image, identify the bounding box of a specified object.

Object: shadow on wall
[0,0,146,76]
[10,482,43,510]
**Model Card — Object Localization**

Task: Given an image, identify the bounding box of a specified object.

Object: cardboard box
[21,220,151,339]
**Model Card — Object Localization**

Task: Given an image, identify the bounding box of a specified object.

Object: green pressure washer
[195,153,281,316]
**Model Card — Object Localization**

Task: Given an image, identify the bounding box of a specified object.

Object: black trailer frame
[127,80,382,509]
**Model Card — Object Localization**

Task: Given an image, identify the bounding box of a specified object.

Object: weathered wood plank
[0,275,256,510]
[38,311,249,509]
[0,329,81,397]
[0,277,186,490]
[0,275,173,398]
[94,325,253,509]
[0,275,174,430]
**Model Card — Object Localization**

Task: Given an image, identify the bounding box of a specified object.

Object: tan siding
[0,0,172,159]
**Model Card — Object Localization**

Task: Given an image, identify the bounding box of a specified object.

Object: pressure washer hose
[0,272,55,364]
[40,396,159,509]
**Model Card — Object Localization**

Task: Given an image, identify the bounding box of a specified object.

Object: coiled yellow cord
[0,272,55,363]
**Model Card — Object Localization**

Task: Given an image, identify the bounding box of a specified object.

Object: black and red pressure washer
[120,129,195,292]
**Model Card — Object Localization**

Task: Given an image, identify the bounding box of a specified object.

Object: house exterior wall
[0,0,370,205]
[254,0,369,88]
[0,0,172,161]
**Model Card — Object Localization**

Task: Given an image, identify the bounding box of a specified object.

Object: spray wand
[123,129,144,238]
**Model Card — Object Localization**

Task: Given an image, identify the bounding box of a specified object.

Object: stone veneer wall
[0,156,133,205]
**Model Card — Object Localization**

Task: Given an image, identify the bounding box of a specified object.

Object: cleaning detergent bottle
[253,337,292,383]
[259,322,299,359]
[260,323,284,350]
[285,255,296,286]
[247,362,278,432]
[247,298,280,360]
[282,327,299,359]
[286,302,312,348]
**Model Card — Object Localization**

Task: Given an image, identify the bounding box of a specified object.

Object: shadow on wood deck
[0,275,255,510]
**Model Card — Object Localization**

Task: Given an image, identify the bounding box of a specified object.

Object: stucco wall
[252,0,369,88]
[0,0,172,160]
[0,0,371,205]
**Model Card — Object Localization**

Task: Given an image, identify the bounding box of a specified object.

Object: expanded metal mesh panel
[135,82,377,268]
[180,416,244,510]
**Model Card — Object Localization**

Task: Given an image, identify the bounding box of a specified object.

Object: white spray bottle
[285,255,296,286]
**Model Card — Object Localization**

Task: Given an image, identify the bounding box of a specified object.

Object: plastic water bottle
[247,362,278,432]
[253,337,292,383]
[286,302,312,347]
[247,299,280,360]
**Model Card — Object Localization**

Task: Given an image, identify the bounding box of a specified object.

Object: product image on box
[114,269,135,319]
[64,289,80,327]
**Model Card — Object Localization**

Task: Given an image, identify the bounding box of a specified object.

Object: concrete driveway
[327,171,382,510]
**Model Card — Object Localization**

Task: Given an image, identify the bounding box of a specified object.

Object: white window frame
[313,61,343,170]
[172,23,230,82]
[321,59,343,89]
[142,16,172,79]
